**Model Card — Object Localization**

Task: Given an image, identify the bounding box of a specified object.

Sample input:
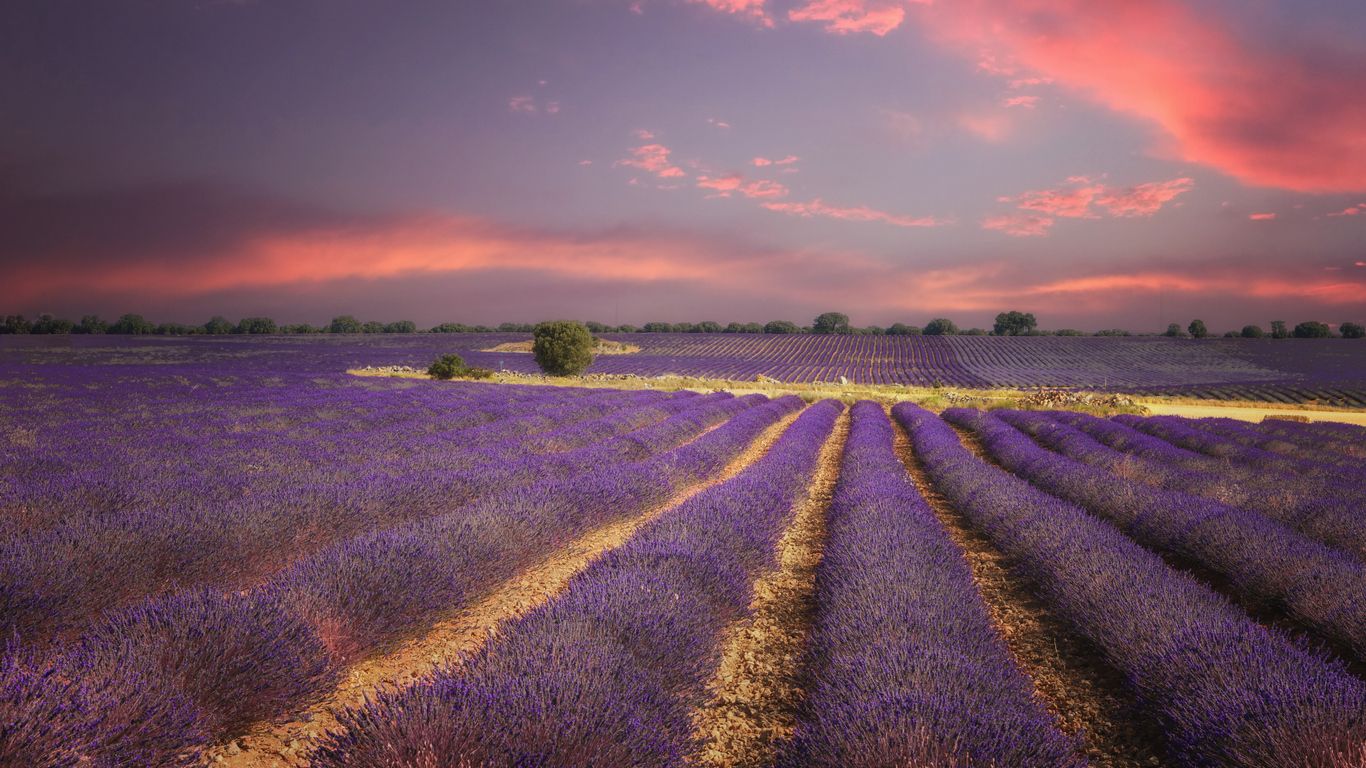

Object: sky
[2,0,1364,331]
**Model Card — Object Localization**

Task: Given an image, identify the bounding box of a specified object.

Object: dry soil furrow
[690,408,850,768]
[204,406,806,768]
[892,412,1170,768]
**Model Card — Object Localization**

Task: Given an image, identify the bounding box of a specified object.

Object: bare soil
[690,409,850,768]
[1140,402,1366,425]
[890,412,1171,768]
[203,408,806,767]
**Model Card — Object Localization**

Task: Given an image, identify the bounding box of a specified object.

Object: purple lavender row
[947,408,1366,661]
[893,403,1366,767]
[0,388,732,642]
[0,395,805,766]
[999,410,1366,561]
[780,402,1081,767]
[1180,417,1363,474]
[1243,418,1366,462]
[307,399,843,767]
[1114,414,1363,488]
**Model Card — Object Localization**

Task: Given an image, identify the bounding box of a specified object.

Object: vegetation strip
[946,408,1366,663]
[894,402,1366,766]
[206,408,808,767]
[305,400,846,766]
[887,409,1169,767]
[690,407,849,768]
[780,402,1081,766]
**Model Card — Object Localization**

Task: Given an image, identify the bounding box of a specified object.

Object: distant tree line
[2,311,1361,338]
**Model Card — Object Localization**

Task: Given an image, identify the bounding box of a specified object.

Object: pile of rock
[1018,388,1137,408]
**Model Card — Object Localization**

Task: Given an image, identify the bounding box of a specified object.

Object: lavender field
[2,341,1365,767]
[6,332,1363,405]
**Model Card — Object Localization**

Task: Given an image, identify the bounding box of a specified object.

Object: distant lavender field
[2,333,1363,404]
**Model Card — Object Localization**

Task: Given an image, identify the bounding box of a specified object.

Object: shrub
[1341,322,1365,339]
[427,354,469,380]
[328,315,363,334]
[695,321,722,333]
[110,314,155,335]
[384,321,417,334]
[641,322,673,333]
[532,321,594,376]
[1241,324,1265,338]
[764,320,799,334]
[886,323,921,336]
[75,315,108,334]
[234,317,277,335]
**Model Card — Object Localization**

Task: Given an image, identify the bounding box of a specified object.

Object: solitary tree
[1188,319,1209,338]
[1240,324,1265,338]
[1270,320,1289,339]
[764,320,799,334]
[992,311,1037,336]
[1341,322,1365,339]
[427,353,469,380]
[923,318,958,336]
[1292,321,1331,338]
[812,312,851,334]
[533,320,594,376]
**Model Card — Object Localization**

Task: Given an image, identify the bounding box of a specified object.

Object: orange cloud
[762,198,946,227]
[788,0,908,36]
[981,213,1053,237]
[1327,205,1364,217]
[911,0,1366,192]
[1249,212,1278,221]
[752,155,800,167]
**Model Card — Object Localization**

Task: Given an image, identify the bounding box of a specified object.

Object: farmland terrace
[1,346,1364,766]
[3,333,1364,406]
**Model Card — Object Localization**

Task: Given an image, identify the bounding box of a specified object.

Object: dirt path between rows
[891,412,1170,768]
[690,408,850,768]
[205,408,806,768]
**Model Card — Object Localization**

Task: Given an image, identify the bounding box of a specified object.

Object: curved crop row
[947,408,1366,661]
[781,402,1080,767]
[893,402,1366,767]
[0,395,806,767]
[1000,410,1366,561]
[307,400,845,767]
[1180,417,1363,475]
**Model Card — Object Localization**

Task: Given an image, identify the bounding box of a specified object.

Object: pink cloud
[689,0,773,26]
[697,173,744,196]
[911,0,1366,192]
[1248,212,1277,221]
[762,198,945,227]
[1009,182,1104,218]
[508,96,537,114]
[1327,205,1364,217]
[707,117,732,130]
[616,141,687,179]
[956,111,1012,142]
[1003,95,1039,109]
[753,154,800,167]
[697,173,789,199]
[1093,177,1195,217]
[740,179,790,199]
[788,0,908,36]
[981,213,1054,237]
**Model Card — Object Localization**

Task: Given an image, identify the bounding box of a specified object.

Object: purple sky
[2,0,1364,331]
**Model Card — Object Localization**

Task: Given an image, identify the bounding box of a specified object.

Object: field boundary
[205,408,806,768]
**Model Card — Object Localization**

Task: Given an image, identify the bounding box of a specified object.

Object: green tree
[329,315,363,334]
[202,316,233,335]
[923,318,958,336]
[30,314,74,334]
[155,322,193,335]
[695,320,723,333]
[812,312,851,334]
[235,317,277,334]
[1163,323,1186,338]
[0,315,31,334]
[615,324,638,333]
[992,311,1037,336]
[533,321,595,376]
[1292,321,1331,338]
[384,320,417,334]
[1240,324,1265,338]
[75,315,108,334]
[1270,320,1289,339]
[110,314,154,335]
[1340,322,1364,339]
[886,323,921,336]
[672,322,695,333]
[642,322,673,333]
[1188,319,1209,338]
[764,320,799,334]
[361,320,385,334]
